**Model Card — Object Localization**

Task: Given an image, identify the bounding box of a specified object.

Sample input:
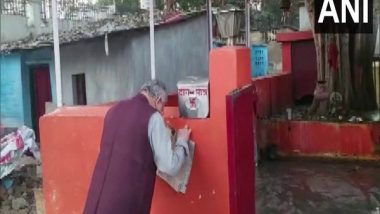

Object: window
[72,73,87,105]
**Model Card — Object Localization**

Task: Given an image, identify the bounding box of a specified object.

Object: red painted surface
[39,47,254,214]
[276,31,314,42]
[166,93,179,106]
[252,77,271,117]
[39,106,109,214]
[281,43,292,73]
[291,41,318,99]
[253,30,379,158]
[32,66,51,141]
[258,120,380,157]
[270,74,293,115]
[251,73,293,118]
[226,85,254,214]
[276,30,317,100]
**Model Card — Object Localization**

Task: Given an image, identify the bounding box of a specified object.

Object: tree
[304,0,380,116]
[251,0,299,36]
[176,0,204,11]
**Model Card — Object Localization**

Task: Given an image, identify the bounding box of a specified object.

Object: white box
[177,77,209,119]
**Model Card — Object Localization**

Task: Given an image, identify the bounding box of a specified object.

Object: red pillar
[276,31,314,74]
[281,43,292,73]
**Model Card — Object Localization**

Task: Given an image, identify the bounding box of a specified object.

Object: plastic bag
[0,126,40,179]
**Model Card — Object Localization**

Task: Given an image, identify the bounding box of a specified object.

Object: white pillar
[246,0,250,47]
[149,0,156,80]
[52,0,63,107]
[25,0,42,34]
[208,0,213,49]
[299,4,312,31]
[375,15,380,56]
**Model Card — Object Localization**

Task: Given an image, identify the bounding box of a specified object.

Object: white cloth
[148,112,189,176]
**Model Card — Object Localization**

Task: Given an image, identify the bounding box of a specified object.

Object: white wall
[1,0,88,43]
[299,5,311,31]
[0,15,30,42]
[1,14,89,43]
[376,16,380,56]
[60,15,209,105]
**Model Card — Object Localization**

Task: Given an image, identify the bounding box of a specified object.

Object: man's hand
[176,126,191,156]
[177,125,191,143]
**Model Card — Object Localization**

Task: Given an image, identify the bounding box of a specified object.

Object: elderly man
[83,80,191,214]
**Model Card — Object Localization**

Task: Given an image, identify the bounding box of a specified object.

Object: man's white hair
[140,80,168,102]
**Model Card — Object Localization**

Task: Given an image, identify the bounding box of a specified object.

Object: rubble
[272,106,379,123]
[0,126,43,213]
[0,163,42,214]
[12,197,29,210]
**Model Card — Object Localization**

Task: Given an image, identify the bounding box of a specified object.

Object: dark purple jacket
[83,94,157,214]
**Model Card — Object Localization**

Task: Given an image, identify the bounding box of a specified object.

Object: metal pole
[246,0,250,47]
[207,0,213,49]
[52,0,63,107]
[149,0,156,80]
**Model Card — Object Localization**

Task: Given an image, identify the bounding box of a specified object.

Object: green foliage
[225,0,245,9]
[177,0,205,11]
[251,0,299,31]
[156,0,165,10]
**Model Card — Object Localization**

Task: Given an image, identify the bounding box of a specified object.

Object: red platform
[39,47,255,214]
[258,119,380,158]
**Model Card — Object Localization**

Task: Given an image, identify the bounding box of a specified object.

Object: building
[0,11,208,140]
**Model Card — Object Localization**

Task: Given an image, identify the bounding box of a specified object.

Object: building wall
[23,48,56,104]
[0,15,87,43]
[1,0,89,43]
[0,48,55,128]
[20,54,32,128]
[22,48,55,128]
[0,54,25,127]
[1,0,111,43]
[0,15,29,42]
[60,14,209,105]
[299,6,312,31]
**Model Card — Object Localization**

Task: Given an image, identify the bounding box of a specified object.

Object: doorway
[72,73,87,105]
[30,65,52,141]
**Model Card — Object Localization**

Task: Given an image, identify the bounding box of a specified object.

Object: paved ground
[3,158,380,214]
[256,160,380,214]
